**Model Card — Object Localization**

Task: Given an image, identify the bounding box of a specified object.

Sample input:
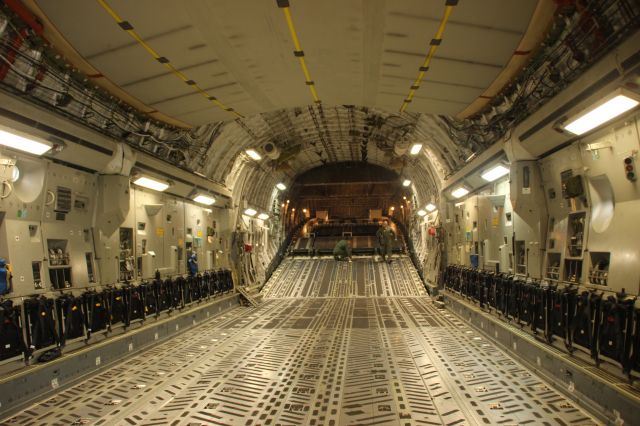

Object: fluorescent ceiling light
[0,129,52,156]
[193,194,215,205]
[425,203,436,212]
[402,179,411,187]
[257,213,269,220]
[451,186,469,199]
[481,164,510,182]
[410,143,423,155]
[133,176,169,192]
[244,208,257,216]
[276,182,286,190]
[246,149,262,160]
[417,210,427,217]
[563,93,639,135]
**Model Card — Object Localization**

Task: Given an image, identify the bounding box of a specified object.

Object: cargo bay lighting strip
[0,128,52,156]
[562,89,640,135]
[96,0,243,118]
[277,0,321,103]
[399,0,457,113]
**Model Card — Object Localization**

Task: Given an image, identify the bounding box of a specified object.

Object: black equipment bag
[471,270,481,302]
[0,300,25,360]
[477,271,490,308]
[107,288,127,327]
[24,296,58,351]
[182,276,193,305]
[128,286,145,322]
[548,286,567,342]
[212,271,222,294]
[462,268,471,298]
[223,269,233,291]
[157,278,172,312]
[171,277,184,308]
[598,295,634,368]
[507,277,519,320]
[632,309,640,373]
[518,281,535,326]
[189,275,201,302]
[56,294,85,345]
[443,266,452,289]
[487,273,498,309]
[531,285,548,335]
[199,273,210,299]
[83,291,108,338]
[142,282,158,317]
[495,274,507,314]
[571,291,602,357]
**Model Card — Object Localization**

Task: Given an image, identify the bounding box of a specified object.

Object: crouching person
[333,238,352,262]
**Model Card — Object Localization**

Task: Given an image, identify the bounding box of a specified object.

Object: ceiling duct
[101,142,137,176]
[262,141,280,160]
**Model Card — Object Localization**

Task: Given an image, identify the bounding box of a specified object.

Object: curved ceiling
[21,0,550,211]
[32,0,540,124]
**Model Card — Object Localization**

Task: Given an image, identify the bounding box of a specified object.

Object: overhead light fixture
[276,182,286,191]
[425,203,436,212]
[451,186,469,199]
[402,179,411,187]
[481,164,510,182]
[417,210,427,216]
[410,143,423,155]
[245,149,262,160]
[193,194,215,206]
[133,176,169,192]
[244,208,257,216]
[0,128,53,156]
[563,89,640,135]
[257,213,269,220]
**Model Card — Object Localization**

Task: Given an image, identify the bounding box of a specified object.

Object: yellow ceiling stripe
[400,2,456,113]
[96,0,243,118]
[280,3,320,103]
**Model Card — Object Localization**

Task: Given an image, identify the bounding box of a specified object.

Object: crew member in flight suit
[333,238,352,262]
[187,252,198,276]
[376,221,395,263]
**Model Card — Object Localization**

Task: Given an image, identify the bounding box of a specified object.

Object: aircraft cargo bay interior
[0,1,639,425]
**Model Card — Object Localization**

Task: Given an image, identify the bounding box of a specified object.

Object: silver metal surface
[2,257,597,425]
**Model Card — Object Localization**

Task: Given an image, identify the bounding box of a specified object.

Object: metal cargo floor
[2,258,597,425]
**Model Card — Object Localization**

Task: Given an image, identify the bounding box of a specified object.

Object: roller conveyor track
[2,257,597,425]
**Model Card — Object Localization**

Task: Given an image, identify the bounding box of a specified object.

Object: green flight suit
[376,227,395,260]
[333,239,351,260]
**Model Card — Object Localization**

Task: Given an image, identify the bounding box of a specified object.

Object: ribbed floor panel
[2,258,596,425]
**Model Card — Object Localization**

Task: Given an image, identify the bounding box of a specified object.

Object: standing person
[376,221,395,263]
[187,251,198,276]
[333,238,352,262]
